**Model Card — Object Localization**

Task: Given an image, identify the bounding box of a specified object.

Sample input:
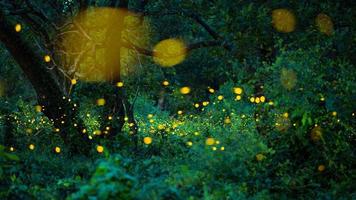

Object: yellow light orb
[147,114,153,119]
[318,164,326,172]
[29,144,35,150]
[205,137,215,146]
[217,95,224,101]
[233,87,243,95]
[162,80,169,86]
[283,112,289,118]
[177,110,183,115]
[194,103,200,108]
[220,146,225,151]
[208,88,215,93]
[310,126,323,142]
[255,97,260,104]
[116,81,124,87]
[96,145,104,153]
[180,86,191,95]
[143,136,152,145]
[15,24,22,32]
[332,111,337,117]
[250,97,255,103]
[316,13,333,35]
[202,101,209,106]
[10,147,15,152]
[96,98,106,106]
[35,105,42,113]
[44,55,51,63]
[186,141,193,146]
[71,79,77,85]
[235,95,242,101]
[153,38,187,67]
[224,117,231,124]
[55,147,61,153]
[260,96,266,102]
[256,153,265,161]
[272,9,296,33]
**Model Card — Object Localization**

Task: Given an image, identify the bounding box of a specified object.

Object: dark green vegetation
[0,0,355,199]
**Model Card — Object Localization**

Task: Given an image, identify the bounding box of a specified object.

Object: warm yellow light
[332,111,337,117]
[220,146,225,151]
[194,103,200,108]
[217,95,224,101]
[202,101,209,106]
[180,87,191,95]
[10,147,15,152]
[224,117,231,124]
[35,105,42,113]
[158,124,165,130]
[143,137,152,145]
[61,8,149,82]
[260,96,266,102]
[177,110,183,115]
[44,55,51,63]
[186,141,193,146]
[147,114,153,119]
[256,153,265,161]
[272,9,296,33]
[250,97,255,103]
[55,147,61,153]
[205,137,215,146]
[29,144,35,150]
[316,13,333,35]
[162,80,169,86]
[283,112,289,118]
[208,88,215,93]
[15,24,22,32]
[108,116,113,120]
[116,82,124,87]
[71,79,77,85]
[233,87,243,95]
[96,145,104,153]
[318,164,325,172]
[96,98,106,106]
[235,95,242,101]
[255,97,260,104]
[153,38,187,67]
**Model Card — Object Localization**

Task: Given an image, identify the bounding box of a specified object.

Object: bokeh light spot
[153,39,187,67]
[272,9,296,33]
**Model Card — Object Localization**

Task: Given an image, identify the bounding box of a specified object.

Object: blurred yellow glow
[233,87,243,94]
[143,137,152,144]
[235,95,242,101]
[116,82,124,87]
[318,164,326,172]
[162,80,169,86]
[272,9,296,33]
[260,96,266,102]
[194,103,200,108]
[180,86,191,94]
[10,147,15,152]
[208,88,215,93]
[96,98,106,106]
[55,147,61,153]
[15,24,22,32]
[61,8,150,82]
[256,153,265,161]
[311,126,322,141]
[35,105,42,113]
[29,144,35,150]
[224,117,231,124]
[316,13,333,35]
[96,145,104,153]
[186,141,193,146]
[332,111,337,116]
[217,95,224,101]
[71,79,77,85]
[205,138,215,146]
[255,97,260,104]
[147,114,153,119]
[250,97,255,103]
[280,68,297,90]
[44,55,51,63]
[153,39,187,67]
[220,146,225,151]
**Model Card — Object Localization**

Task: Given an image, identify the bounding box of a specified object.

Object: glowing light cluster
[153,39,187,67]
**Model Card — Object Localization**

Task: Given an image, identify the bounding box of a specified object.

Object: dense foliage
[0,0,355,199]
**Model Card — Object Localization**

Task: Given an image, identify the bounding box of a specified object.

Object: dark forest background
[0,0,355,199]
